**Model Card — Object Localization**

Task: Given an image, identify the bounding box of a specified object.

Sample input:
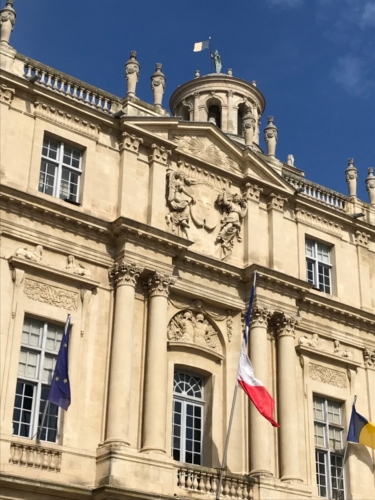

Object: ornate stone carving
[287,154,294,166]
[363,348,375,368]
[216,190,247,259]
[0,0,16,44]
[149,143,171,164]
[275,314,301,338]
[345,158,358,197]
[34,101,100,141]
[0,84,15,104]
[333,340,353,358]
[251,304,272,328]
[298,333,319,347]
[144,272,177,298]
[151,63,166,108]
[365,167,375,205]
[242,109,256,146]
[125,51,140,97]
[23,279,78,310]
[165,169,197,238]
[108,261,143,288]
[295,209,343,238]
[264,116,278,157]
[226,310,233,342]
[309,363,346,388]
[355,231,370,247]
[14,245,43,263]
[167,310,222,354]
[119,131,143,153]
[242,182,263,203]
[172,135,238,172]
[268,193,287,212]
[65,255,91,278]
[9,442,61,472]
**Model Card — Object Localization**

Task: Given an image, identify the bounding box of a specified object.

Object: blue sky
[8,0,375,201]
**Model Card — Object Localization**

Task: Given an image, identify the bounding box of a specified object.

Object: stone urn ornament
[366,167,375,205]
[345,158,358,197]
[264,116,278,157]
[0,0,16,45]
[151,63,165,108]
[125,51,140,97]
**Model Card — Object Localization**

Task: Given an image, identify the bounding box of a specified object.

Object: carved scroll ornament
[23,279,79,310]
[309,363,346,388]
[167,310,222,354]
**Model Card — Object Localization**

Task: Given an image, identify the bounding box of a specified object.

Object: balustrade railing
[9,442,62,472]
[17,54,121,115]
[176,465,253,499]
[283,171,348,211]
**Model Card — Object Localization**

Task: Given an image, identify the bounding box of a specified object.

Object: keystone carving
[167,310,222,354]
[149,143,171,164]
[144,272,177,298]
[298,333,319,348]
[333,340,353,359]
[119,131,143,153]
[14,245,43,263]
[216,190,247,260]
[65,255,91,278]
[275,313,301,338]
[109,261,143,288]
[355,231,370,247]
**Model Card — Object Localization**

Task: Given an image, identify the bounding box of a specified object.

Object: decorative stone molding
[363,348,375,368]
[64,255,91,278]
[0,84,15,105]
[298,333,319,348]
[108,261,143,288]
[309,363,346,388]
[345,158,358,197]
[216,190,247,260]
[172,135,238,172]
[167,310,222,354]
[176,161,232,192]
[226,310,233,342]
[166,168,197,238]
[119,131,143,153]
[242,182,263,203]
[144,272,177,298]
[295,209,343,238]
[333,340,353,359]
[14,245,43,263]
[34,101,100,141]
[9,442,61,472]
[275,313,301,338]
[251,304,272,328]
[355,231,370,247]
[149,143,171,164]
[267,193,287,212]
[23,279,79,310]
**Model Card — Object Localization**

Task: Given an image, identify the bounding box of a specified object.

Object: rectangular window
[306,239,332,293]
[313,396,345,499]
[38,137,83,203]
[12,318,63,442]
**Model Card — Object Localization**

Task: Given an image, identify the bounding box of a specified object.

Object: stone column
[125,51,140,97]
[106,262,143,446]
[243,109,256,147]
[267,193,288,272]
[118,131,143,218]
[345,158,358,198]
[227,90,234,133]
[264,116,278,157]
[249,304,273,476]
[142,272,177,453]
[275,314,302,482]
[151,63,165,109]
[365,167,375,205]
[193,92,200,121]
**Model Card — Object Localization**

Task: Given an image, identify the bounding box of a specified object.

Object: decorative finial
[228,68,233,76]
[124,50,140,97]
[365,167,375,205]
[151,63,165,109]
[287,154,294,166]
[0,0,16,45]
[242,109,256,146]
[195,69,200,78]
[345,158,358,198]
[252,80,257,87]
[264,116,278,157]
[211,50,222,73]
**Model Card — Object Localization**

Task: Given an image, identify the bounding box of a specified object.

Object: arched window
[206,97,222,129]
[180,105,190,121]
[172,372,204,465]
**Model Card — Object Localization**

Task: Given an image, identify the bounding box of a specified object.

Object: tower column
[249,304,273,476]
[106,262,143,445]
[193,92,200,121]
[142,272,177,453]
[276,313,302,482]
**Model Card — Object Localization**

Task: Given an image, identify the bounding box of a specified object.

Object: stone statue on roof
[211,50,222,73]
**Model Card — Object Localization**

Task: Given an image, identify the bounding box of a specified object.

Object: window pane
[317,243,330,264]
[12,381,35,438]
[62,146,81,169]
[18,349,39,379]
[306,259,315,284]
[314,423,325,447]
[38,386,58,442]
[316,451,327,498]
[306,239,315,257]
[42,138,59,160]
[331,455,344,500]
[327,401,342,425]
[42,355,56,384]
[313,397,324,420]
[46,324,63,352]
[22,318,43,347]
[39,160,57,196]
[59,168,79,202]
[329,427,343,450]
[318,264,331,293]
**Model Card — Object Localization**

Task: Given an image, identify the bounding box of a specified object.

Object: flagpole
[36,400,50,444]
[209,37,212,73]
[216,271,257,500]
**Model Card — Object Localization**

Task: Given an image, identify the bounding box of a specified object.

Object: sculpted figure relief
[65,255,92,278]
[216,190,247,259]
[298,333,319,348]
[334,340,353,359]
[166,169,198,238]
[14,245,43,263]
[167,310,222,353]
[211,50,222,74]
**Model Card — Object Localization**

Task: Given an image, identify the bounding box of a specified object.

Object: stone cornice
[296,344,362,370]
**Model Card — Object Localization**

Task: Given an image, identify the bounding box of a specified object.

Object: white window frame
[12,318,63,443]
[306,239,332,294]
[313,396,345,499]
[39,137,83,203]
[172,372,205,465]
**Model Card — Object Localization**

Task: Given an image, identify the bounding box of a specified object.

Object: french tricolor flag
[238,274,280,427]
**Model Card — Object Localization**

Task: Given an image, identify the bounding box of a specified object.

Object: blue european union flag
[48,315,71,411]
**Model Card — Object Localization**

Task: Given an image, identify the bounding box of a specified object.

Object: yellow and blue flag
[48,315,71,411]
[347,405,375,450]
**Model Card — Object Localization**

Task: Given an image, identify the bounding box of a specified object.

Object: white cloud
[331,55,371,96]
[360,1,375,28]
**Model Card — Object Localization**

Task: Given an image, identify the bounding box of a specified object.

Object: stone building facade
[1,4,375,500]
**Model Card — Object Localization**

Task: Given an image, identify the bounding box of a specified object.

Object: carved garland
[309,363,346,388]
[23,279,79,311]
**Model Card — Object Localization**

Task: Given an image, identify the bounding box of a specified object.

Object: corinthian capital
[251,304,272,328]
[149,144,171,164]
[144,272,177,298]
[109,261,143,288]
[119,132,143,153]
[275,313,301,338]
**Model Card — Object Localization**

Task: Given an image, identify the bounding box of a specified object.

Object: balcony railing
[283,171,348,212]
[9,442,62,472]
[176,465,254,499]
[17,54,121,115]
